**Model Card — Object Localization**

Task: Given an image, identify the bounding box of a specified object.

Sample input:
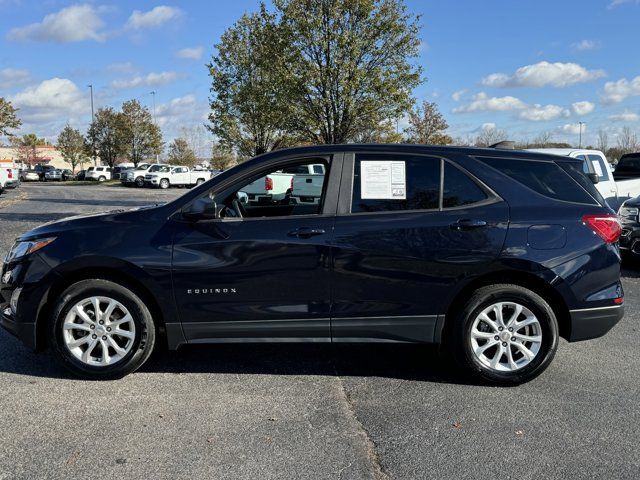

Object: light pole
[149,90,159,163]
[578,121,585,148]
[88,84,96,166]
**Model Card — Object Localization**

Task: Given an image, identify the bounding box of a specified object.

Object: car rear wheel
[196,178,205,186]
[135,177,144,188]
[98,176,106,182]
[50,279,156,379]
[449,284,559,385]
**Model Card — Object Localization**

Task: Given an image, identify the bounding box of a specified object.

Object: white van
[527,148,619,208]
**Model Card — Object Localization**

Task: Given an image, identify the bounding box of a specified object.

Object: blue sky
[1,0,639,149]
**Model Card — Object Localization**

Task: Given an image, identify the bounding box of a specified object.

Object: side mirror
[587,173,599,184]
[183,197,218,221]
[237,191,249,204]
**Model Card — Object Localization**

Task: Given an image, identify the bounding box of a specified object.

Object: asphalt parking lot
[0,183,639,479]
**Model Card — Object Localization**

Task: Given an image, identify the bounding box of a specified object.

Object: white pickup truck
[288,168,326,205]
[145,166,211,189]
[242,164,326,204]
[121,163,155,187]
[0,166,19,193]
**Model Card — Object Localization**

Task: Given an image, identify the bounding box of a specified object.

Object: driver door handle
[288,227,326,238]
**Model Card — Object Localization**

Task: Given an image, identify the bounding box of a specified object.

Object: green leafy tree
[87,107,126,168]
[275,0,422,144]
[57,126,89,172]
[119,99,163,167]
[404,101,452,145]
[0,97,21,136]
[211,141,237,170]
[207,5,291,157]
[10,133,46,166]
[168,138,197,167]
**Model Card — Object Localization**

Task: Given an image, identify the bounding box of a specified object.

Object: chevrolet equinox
[0,145,624,384]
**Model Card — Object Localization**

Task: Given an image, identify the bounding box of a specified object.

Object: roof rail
[489,141,516,150]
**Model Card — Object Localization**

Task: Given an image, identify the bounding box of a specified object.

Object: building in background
[0,145,72,170]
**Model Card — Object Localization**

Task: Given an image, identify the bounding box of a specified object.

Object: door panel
[171,216,334,341]
[170,154,342,343]
[330,153,509,342]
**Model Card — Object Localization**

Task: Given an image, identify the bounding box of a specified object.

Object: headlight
[5,237,56,263]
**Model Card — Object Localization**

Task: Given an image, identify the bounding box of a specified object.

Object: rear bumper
[568,305,624,342]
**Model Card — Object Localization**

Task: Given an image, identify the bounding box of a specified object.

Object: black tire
[50,279,156,379]
[195,178,205,186]
[160,178,170,189]
[98,176,106,182]
[448,284,559,385]
[135,177,144,188]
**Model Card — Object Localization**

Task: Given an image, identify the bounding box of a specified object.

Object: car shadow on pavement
[27,197,161,207]
[141,343,480,385]
[0,332,479,385]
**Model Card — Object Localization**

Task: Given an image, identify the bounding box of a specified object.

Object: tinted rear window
[479,157,598,205]
[443,163,488,208]
[617,154,640,172]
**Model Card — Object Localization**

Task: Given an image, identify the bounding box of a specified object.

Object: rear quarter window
[478,156,599,205]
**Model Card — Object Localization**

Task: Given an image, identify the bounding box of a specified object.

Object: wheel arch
[35,260,176,351]
[439,268,572,343]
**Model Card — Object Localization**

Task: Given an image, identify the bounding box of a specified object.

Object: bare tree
[180,125,210,159]
[530,131,554,148]
[616,126,638,155]
[474,126,508,147]
[597,128,609,153]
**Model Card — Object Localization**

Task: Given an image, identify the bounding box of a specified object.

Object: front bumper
[568,305,624,342]
[619,224,640,254]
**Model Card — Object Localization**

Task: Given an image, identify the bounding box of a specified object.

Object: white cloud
[453,92,527,113]
[111,71,180,89]
[519,104,569,121]
[558,123,586,135]
[479,123,497,132]
[572,40,600,51]
[608,111,640,122]
[454,92,594,122]
[451,89,467,102]
[155,95,209,137]
[571,101,595,116]
[7,4,106,43]
[609,0,639,8]
[481,61,606,88]
[601,75,640,103]
[9,78,87,123]
[176,46,204,60]
[126,6,183,30]
[0,68,31,89]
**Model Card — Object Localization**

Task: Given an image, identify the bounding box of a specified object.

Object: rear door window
[478,157,598,205]
[351,155,491,213]
[352,155,440,213]
[443,163,488,208]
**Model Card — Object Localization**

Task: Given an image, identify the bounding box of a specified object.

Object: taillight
[582,214,621,243]
[7,169,12,179]
[265,177,273,191]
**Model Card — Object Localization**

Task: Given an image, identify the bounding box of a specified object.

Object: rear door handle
[450,219,487,231]
[288,227,326,238]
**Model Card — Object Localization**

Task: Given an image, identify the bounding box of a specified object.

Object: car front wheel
[135,177,144,188]
[449,284,559,385]
[50,279,156,379]
[160,179,170,189]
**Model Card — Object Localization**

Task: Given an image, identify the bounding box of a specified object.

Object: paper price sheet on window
[360,161,407,200]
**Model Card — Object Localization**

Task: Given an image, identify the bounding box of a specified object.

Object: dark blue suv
[0,145,624,384]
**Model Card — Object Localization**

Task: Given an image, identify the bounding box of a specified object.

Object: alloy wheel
[62,296,136,366]
[469,301,542,372]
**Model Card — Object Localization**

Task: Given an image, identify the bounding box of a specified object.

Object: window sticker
[360,161,406,199]
[591,160,603,177]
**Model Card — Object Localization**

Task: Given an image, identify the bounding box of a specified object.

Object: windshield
[148,165,164,172]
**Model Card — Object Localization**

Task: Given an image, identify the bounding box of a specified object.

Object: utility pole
[578,121,585,149]
[88,84,96,166]
[150,90,159,163]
